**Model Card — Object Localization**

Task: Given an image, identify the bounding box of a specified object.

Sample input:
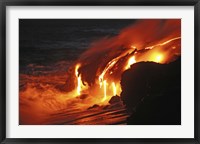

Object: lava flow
[20,19,181,124]
[69,19,181,105]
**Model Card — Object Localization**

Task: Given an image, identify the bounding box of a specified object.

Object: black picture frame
[0,0,199,143]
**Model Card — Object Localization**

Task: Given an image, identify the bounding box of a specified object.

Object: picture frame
[0,0,199,143]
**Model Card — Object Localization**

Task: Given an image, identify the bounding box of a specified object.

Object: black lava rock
[120,57,181,125]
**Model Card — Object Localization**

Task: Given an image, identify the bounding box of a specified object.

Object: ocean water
[19,19,136,75]
[19,19,181,125]
[19,19,135,124]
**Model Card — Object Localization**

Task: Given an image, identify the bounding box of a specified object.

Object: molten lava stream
[102,80,107,102]
[75,64,81,95]
[112,82,117,96]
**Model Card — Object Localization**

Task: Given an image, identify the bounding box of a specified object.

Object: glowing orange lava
[74,35,180,103]
[125,56,136,70]
[19,19,181,125]
[145,37,181,50]
[155,54,163,63]
[75,64,83,95]
[112,82,117,96]
[102,80,107,102]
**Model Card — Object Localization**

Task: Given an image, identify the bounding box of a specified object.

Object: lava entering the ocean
[19,19,181,125]
[68,19,181,104]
